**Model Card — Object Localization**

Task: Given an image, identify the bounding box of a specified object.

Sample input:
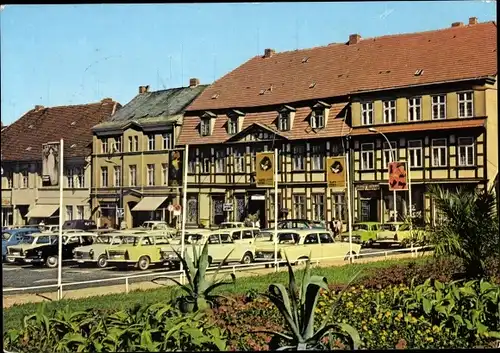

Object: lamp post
[368,127,397,222]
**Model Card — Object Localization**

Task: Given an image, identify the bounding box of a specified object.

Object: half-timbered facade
[177,17,497,228]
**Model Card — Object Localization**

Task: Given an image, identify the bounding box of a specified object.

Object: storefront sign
[168,151,183,187]
[388,161,408,191]
[356,184,380,191]
[223,203,233,212]
[255,152,275,188]
[326,156,346,188]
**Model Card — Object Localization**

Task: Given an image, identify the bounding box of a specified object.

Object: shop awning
[132,197,168,212]
[26,204,59,218]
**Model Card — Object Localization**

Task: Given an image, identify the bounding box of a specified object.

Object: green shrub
[4,302,227,352]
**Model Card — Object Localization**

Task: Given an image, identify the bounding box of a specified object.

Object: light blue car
[2,228,41,262]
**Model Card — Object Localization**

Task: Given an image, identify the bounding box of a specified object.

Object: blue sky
[0,2,496,124]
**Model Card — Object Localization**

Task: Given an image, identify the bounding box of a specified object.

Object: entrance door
[248,195,266,228]
[212,195,225,226]
[360,199,378,222]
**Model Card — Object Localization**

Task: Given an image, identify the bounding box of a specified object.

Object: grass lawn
[2,256,428,332]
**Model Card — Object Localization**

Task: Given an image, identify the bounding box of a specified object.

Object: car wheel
[46,255,58,268]
[241,252,253,265]
[137,256,150,271]
[96,255,108,268]
[296,256,309,266]
[344,252,357,261]
[4,256,15,264]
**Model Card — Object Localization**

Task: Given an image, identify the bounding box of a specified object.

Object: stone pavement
[3,251,429,308]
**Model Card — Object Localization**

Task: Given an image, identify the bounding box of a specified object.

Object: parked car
[255,229,361,265]
[2,228,40,262]
[73,233,128,268]
[40,224,60,233]
[24,233,96,267]
[373,222,429,248]
[340,222,381,246]
[63,219,97,231]
[218,222,246,229]
[5,233,57,263]
[271,219,327,230]
[105,234,171,270]
[162,230,256,267]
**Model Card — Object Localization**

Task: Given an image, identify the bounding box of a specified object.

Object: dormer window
[200,111,217,137]
[226,109,245,135]
[311,101,330,129]
[311,109,325,129]
[227,117,238,135]
[200,118,211,136]
[277,105,295,132]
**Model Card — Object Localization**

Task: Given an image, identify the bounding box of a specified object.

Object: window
[361,102,373,125]
[227,117,238,135]
[128,136,134,152]
[311,109,325,129]
[65,205,73,221]
[408,140,423,168]
[383,100,396,123]
[383,141,397,169]
[129,165,137,187]
[458,137,475,166]
[200,118,211,136]
[432,139,447,167]
[360,143,374,170]
[332,193,346,221]
[162,132,173,150]
[293,195,306,219]
[76,206,84,220]
[186,195,199,224]
[233,148,245,173]
[147,164,155,186]
[278,112,290,131]
[458,92,474,118]
[101,138,108,154]
[311,144,324,170]
[66,168,74,188]
[21,170,28,188]
[162,163,168,185]
[72,168,84,188]
[113,137,121,152]
[113,166,121,187]
[6,172,13,188]
[312,194,325,221]
[408,97,422,121]
[201,151,211,173]
[304,233,319,244]
[147,135,155,151]
[432,95,446,120]
[101,167,108,187]
[187,149,196,173]
[319,233,334,244]
[215,150,226,173]
[293,145,305,170]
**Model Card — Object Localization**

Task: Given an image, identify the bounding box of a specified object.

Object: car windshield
[381,224,397,231]
[140,222,155,229]
[256,231,272,240]
[278,233,300,244]
[187,234,204,244]
[352,224,369,231]
[95,236,115,244]
[19,236,36,244]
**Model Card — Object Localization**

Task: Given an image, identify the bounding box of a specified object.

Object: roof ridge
[264,21,495,57]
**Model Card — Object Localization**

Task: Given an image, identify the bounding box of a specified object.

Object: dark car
[24,233,96,268]
[63,219,97,231]
[2,228,40,262]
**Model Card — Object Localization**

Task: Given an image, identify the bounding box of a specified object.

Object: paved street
[1,247,411,295]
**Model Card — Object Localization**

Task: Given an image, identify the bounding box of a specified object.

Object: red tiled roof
[1,99,120,161]
[350,117,486,136]
[177,103,349,145]
[187,21,497,111]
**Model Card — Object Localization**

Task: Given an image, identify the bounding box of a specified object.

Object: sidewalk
[3,252,427,308]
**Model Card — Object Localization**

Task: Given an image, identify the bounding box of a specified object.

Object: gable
[225,123,288,143]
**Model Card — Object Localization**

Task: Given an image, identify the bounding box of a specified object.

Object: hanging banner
[168,150,183,186]
[326,156,346,188]
[388,161,408,191]
[255,151,274,187]
[42,142,61,186]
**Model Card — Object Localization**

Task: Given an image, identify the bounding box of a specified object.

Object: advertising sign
[388,161,408,191]
[326,156,346,188]
[255,151,275,187]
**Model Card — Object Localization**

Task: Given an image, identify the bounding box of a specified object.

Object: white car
[73,233,127,268]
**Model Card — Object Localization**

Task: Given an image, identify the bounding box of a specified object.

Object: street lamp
[368,127,398,222]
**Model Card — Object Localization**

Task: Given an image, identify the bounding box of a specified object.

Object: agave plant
[256,254,361,350]
[152,241,235,313]
[428,184,499,279]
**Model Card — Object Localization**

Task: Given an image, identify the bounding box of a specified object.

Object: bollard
[385,251,388,260]
[125,277,129,294]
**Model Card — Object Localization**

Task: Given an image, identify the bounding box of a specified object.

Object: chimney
[264,48,275,58]
[101,98,113,103]
[469,17,478,25]
[348,34,361,45]
[34,105,44,111]
[451,22,464,27]
[139,85,150,94]
[189,78,200,88]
